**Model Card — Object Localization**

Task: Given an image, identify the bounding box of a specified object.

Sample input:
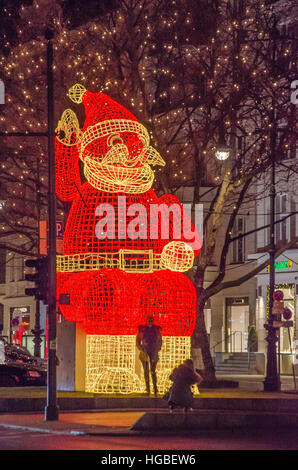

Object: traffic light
[25,256,49,303]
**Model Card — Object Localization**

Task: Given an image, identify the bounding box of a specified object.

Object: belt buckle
[119,249,154,272]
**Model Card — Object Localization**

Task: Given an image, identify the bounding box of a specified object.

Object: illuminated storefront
[255,251,298,374]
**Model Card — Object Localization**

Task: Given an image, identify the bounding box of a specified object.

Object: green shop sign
[267,260,293,271]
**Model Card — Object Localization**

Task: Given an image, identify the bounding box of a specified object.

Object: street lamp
[215,142,230,161]
[215,126,230,161]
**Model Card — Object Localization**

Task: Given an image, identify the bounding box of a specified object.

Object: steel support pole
[32,158,43,358]
[263,23,280,392]
[263,123,281,392]
[44,31,59,421]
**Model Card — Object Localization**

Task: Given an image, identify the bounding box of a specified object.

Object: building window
[275,193,287,244]
[232,216,245,263]
[290,196,296,241]
[16,256,25,281]
[0,249,6,284]
[8,255,26,283]
[0,304,3,334]
[266,193,295,247]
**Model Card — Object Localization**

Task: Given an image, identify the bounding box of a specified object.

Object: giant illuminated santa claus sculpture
[55,84,201,394]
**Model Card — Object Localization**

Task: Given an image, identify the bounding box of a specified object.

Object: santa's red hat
[67,84,150,161]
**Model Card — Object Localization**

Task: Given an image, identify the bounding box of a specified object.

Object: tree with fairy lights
[173,0,298,379]
[0,0,297,381]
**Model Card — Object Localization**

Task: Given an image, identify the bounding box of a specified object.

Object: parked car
[0,338,47,387]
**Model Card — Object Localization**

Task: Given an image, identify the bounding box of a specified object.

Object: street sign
[272,300,284,315]
[267,260,293,272]
[273,290,284,301]
[39,220,64,255]
[273,320,294,328]
[56,221,64,239]
[283,307,292,320]
[282,321,293,328]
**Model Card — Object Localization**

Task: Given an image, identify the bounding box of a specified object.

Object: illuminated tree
[0,0,297,379]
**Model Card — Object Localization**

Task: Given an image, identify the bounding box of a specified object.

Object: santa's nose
[101,133,141,167]
[102,142,130,166]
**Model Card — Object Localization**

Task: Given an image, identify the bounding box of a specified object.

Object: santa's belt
[56,249,159,273]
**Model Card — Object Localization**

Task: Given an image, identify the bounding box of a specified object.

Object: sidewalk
[0,376,297,435]
[0,410,143,436]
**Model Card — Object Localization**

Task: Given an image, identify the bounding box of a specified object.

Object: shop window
[266,284,295,355]
[10,307,30,346]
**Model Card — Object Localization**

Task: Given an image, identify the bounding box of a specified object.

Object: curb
[1,409,298,436]
[131,411,298,431]
[0,422,132,436]
[1,395,298,413]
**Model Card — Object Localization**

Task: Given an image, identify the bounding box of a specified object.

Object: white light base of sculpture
[85,334,192,395]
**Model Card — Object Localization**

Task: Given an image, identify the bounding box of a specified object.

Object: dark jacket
[168,363,200,408]
[136,324,162,360]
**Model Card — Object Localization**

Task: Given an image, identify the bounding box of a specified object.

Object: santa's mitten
[160,241,194,272]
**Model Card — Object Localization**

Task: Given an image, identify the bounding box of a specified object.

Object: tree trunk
[192,266,217,381]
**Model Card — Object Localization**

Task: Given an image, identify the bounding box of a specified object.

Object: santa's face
[83,130,148,168]
[80,130,152,193]
[62,85,165,193]
[79,120,164,193]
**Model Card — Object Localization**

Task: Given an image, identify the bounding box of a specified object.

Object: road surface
[0,427,297,451]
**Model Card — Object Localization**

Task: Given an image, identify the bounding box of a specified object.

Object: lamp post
[263,19,281,393]
[263,136,280,392]
[44,28,59,421]
[215,129,231,355]
[215,125,230,161]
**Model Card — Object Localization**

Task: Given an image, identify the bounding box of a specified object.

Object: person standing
[136,315,162,396]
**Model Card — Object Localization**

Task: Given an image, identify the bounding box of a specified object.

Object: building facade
[0,246,46,357]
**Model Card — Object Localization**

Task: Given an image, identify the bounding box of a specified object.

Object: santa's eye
[107,133,124,147]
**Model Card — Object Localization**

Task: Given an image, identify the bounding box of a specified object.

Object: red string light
[58,269,196,336]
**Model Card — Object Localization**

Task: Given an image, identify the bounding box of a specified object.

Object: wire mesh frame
[79,119,150,160]
[85,335,192,395]
[83,158,154,193]
[56,88,165,195]
[59,185,199,262]
[57,269,197,336]
[57,248,193,273]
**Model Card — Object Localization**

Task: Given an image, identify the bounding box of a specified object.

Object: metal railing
[212,331,248,355]
[22,335,46,358]
[0,335,46,359]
